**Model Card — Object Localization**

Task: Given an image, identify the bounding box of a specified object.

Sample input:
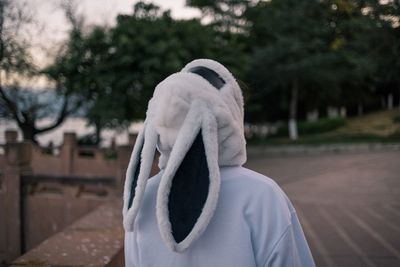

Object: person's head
[123,59,246,252]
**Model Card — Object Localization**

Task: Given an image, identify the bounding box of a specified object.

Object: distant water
[0,118,143,147]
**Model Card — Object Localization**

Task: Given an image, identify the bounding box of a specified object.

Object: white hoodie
[123,59,315,266]
[125,166,315,267]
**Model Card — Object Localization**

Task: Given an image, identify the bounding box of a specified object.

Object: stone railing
[11,200,124,267]
[0,133,160,265]
[20,173,117,251]
[0,130,139,189]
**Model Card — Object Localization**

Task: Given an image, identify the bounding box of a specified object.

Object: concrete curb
[247,143,400,157]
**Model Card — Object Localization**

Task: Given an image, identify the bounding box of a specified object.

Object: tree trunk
[340,106,347,118]
[20,123,38,144]
[388,93,393,110]
[357,103,363,116]
[288,80,298,141]
[0,0,5,62]
[94,123,102,145]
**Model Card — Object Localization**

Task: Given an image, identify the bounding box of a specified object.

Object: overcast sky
[15,0,199,87]
[28,0,200,67]
[33,0,199,30]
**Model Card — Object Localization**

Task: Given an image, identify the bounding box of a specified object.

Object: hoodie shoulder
[221,167,287,194]
[220,166,295,215]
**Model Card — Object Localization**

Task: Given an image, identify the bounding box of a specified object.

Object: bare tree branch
[36,96,70,133]
[0,85,24,125]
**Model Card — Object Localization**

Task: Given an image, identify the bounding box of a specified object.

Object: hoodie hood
[154,58,246,169]
[123,59,246,252]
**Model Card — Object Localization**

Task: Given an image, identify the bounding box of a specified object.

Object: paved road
[245,150,400,267]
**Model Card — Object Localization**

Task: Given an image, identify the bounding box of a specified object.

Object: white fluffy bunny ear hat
[123,59,247,252]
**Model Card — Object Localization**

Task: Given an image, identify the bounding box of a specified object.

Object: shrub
[299,118,346,135]
[273,118,346,137]
[392,115,400,124]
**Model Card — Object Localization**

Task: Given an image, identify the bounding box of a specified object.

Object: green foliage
[77,133,100,146]
[246,0,372,122]
[248,132,400,145]
[47,1,220,132]
[186,0,251,80]
[298,118,346,135]
[275,118,346,137]
[46,1,253,133]
[393,115,400,124]
[187,0,249,32]
[104,149,118,160]
[0,0,35,76]
[43,0,400,138]
[0,0,69,143]
[109,9,216,121]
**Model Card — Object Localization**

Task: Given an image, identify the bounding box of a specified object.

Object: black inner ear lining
[168,131,210,243]
[188,66,226,90]
[127,140,144,209]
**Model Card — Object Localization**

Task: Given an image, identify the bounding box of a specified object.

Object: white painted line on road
[384,204,400,218]
[297,208,335,267]
[364,206,400,234]
[342,208,400,260]
[318,208,377,267]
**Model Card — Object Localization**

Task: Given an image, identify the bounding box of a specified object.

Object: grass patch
[334,110,400,136]
[275,118,346,137]
[247,110,400,145]
[247,133,400,146]
[393,115,400,124]
[299,118,346,135]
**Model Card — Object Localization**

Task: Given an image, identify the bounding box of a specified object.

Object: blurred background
[0,0,399,266]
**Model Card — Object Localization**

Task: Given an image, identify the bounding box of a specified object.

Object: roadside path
[245,151,400,267]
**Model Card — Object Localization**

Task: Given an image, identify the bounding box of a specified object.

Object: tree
[186,0,250,80]
[46,1,218,143]
[0,0,76,143]
[106,1,217,120]
[246,0,340,140]
[45,24,108,144]
[329,0,382,115]
[367,0,400,109]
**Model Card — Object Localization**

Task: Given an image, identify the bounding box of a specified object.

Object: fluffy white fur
[122,59,247,252]
[123,121,158,230]
[182,59,245,127]
[156,100,220,252]
[150,72,246,169]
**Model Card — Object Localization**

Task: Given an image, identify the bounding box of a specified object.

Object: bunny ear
[157,101,220,252]
[123,121,158,231]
